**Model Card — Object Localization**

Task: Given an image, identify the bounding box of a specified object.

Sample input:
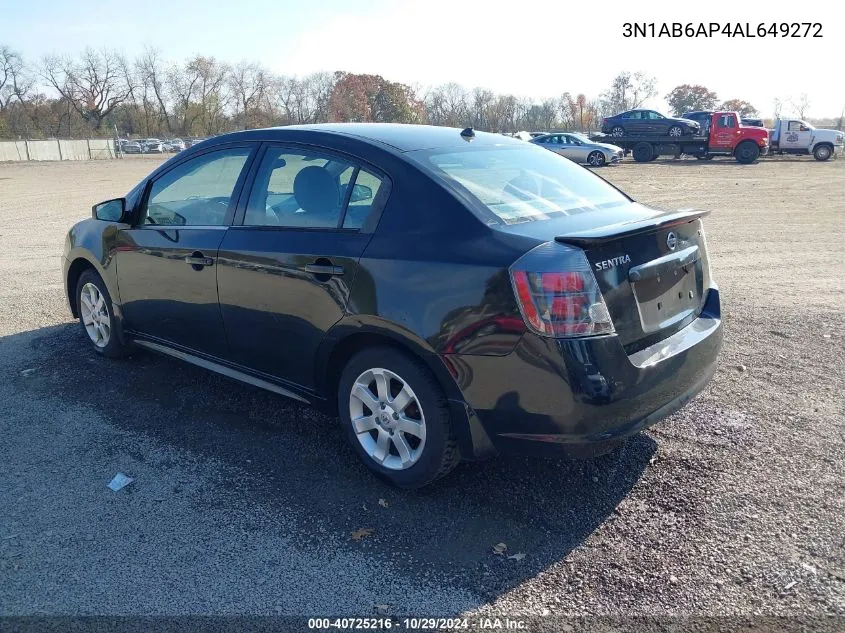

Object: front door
[709,113,740,152]
[781,120,812,150]
[115,146,254,357]
[217,144,388,390]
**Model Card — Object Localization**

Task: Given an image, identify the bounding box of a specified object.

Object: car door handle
[185,254,214,267]
[304,263,344,276]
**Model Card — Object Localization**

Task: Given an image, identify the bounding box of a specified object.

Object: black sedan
[601,109,701,137]
[63,124,722,488]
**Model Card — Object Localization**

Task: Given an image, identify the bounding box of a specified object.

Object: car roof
[212,123,526,153]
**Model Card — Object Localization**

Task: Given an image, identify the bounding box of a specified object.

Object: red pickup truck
[592,111,770,164]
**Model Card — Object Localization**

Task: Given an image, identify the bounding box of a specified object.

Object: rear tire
[735,141,760,164]
[338,347,460,489]
[75,269,130,358]
[813,144,832,161]
[587,151,606,167]
[632,142,654,162]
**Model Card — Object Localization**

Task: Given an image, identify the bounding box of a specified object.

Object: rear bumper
[445,288,722,457]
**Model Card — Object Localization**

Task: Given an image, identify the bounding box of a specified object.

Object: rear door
[114,145,255,357]
[560,135,586,162]
[216,144,389,390]
[625,111,645,133]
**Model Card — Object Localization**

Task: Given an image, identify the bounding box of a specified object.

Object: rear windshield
[410,145,629,225]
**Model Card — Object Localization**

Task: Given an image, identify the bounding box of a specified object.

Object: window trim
[231,141,392,234]
[134,142,259,229]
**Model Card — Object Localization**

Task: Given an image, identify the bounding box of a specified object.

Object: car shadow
[8,322,656,606]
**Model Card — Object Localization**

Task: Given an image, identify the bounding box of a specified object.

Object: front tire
[668,125,683,137]
[587,151,606,167]
[338,347,460,488]
[610,126,625,137]
[813,145,832,161]
[76,269,130,358]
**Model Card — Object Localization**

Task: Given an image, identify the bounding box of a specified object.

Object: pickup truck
[591,111,769,164]
[769,118,844,161]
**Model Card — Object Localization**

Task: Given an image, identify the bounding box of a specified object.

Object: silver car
[530,132,623,167]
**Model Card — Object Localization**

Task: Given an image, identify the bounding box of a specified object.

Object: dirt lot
[0,154,843,620]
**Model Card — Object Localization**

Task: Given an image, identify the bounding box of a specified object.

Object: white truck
[769,117,844,161]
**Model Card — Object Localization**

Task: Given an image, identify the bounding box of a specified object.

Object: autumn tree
[719,99,758,117]
[330,73,420,123]
[665,84,718,115]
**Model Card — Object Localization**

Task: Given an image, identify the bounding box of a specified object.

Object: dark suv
[64,124,722,488]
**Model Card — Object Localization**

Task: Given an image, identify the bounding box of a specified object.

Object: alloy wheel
[611,127,624,137]
[349,367,426,471]
[79,282,110,348]
[588,151,605,167]
[669,126,682,137]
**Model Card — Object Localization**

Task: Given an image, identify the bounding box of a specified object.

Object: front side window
[787,120,810,132]
[718,115,736,129]
[648,111,665,120]
[413,145,629,226]
[143,148,251,226]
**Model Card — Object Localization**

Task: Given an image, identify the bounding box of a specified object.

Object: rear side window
[411,145,629,226]
[244,147,384,230]
[343,168,385,229]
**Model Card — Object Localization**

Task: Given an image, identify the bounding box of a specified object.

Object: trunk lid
[502,204,712,352]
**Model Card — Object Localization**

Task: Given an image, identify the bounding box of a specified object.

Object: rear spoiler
[554,209,710,248]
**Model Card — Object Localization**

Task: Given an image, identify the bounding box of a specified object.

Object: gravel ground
[0,154,842,620]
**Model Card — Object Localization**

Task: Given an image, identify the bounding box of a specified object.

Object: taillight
[510,242,614,338]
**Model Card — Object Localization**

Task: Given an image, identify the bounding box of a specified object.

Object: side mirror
[799,126,809,132]
[350,184,373,203]
[92,198,126,222]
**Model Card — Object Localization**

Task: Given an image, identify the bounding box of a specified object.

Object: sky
[3,0,843,118]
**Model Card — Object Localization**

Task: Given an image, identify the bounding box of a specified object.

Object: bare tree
[791,93,810,119]
[471,87,494,130]
[1,45,33,110]
[229,61,271,129]
[773,97,784,120]
[137,48,172,134]
[600,71,657,113]
[187,56,230,135]
[538,98,558,131]
[42,48,132,130]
